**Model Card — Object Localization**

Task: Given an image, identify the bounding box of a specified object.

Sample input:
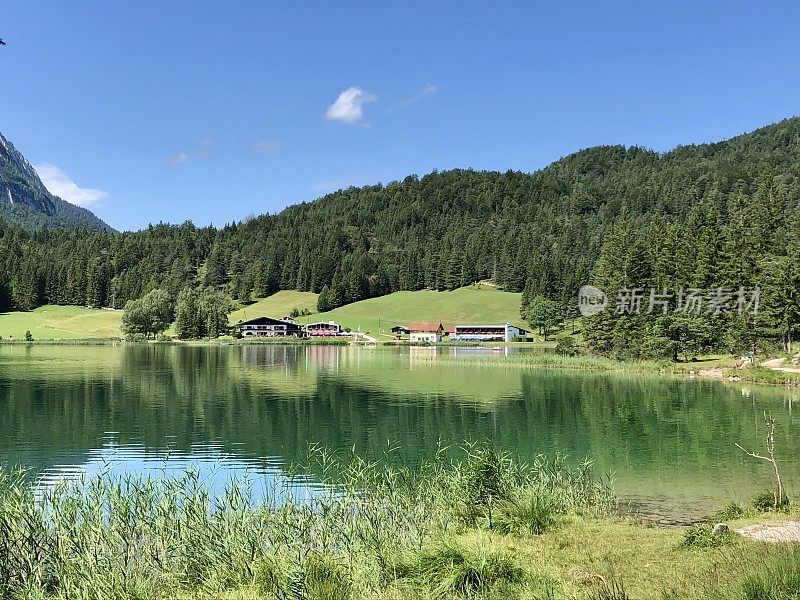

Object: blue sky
[1,1,799,231]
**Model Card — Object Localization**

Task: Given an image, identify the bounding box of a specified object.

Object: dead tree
[736,411,784,509]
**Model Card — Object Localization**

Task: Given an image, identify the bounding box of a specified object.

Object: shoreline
[4,337,800,387]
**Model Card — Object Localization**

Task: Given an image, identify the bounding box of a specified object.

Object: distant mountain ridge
[0,131,113,231]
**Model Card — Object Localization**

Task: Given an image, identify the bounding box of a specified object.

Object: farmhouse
[391,325,410,339]
[238,316,303,337]
[408,322,444,343]
[305,321,343,337]
[452,323,528,343]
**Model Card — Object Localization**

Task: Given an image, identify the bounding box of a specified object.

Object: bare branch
[735,443,772,462]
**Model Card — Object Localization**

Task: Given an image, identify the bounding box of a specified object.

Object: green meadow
[293,285,528,338]
[0,305,123,340]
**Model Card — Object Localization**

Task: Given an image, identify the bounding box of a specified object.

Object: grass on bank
[1,445,798,600]
[0,305,123,340]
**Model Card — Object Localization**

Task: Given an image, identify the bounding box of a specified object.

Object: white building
[452,323,528,343]
[408,322,444,343]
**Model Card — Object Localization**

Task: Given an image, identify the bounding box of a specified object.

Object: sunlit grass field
[229,290,320,324]
[0,305,123,340]
[292,285,528,337]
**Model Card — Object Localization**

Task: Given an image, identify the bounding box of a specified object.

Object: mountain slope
[0,132,113,231]
[1,116,800,329]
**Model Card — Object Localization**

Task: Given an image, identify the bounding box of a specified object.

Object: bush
[555,337,579,357]
[753,491,790,512]
[24,330,32,342]
[715,501,749,522]
[679,523,737,549]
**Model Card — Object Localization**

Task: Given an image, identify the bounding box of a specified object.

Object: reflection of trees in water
[1,346,799,493]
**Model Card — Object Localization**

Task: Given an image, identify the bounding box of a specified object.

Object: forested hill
[0,132,113,231]
[1,117,800,354]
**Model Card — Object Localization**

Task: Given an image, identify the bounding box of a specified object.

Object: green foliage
[752,491,790,512]
[679,524,736,549]
[714,501,750,522]
[522,295,563,341]
[122,288,174,339]
[711,546,800,600]
[175,286,230,339]
[23,330,32,342]
[459,444,514,527]
[393,540,523,598]
[255,554,352,600]
[5,118,800,361]
[494,489,559,535]
[0,445,614,599]
[554,337,579,357]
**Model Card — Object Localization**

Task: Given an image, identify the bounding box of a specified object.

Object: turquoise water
[1,344,797,522]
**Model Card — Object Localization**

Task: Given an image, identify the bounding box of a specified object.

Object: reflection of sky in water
[3,344,800,523]
[36,434,328,506]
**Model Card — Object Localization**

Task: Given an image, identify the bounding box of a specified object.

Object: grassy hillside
[295,285,527,337]
[0,305,123,340]
[229,290,319,325]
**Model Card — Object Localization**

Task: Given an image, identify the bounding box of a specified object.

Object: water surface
[1,344,797,522]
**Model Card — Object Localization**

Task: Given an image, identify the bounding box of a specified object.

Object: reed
[0,445,613,599]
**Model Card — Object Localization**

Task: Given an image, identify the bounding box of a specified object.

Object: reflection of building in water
[303,345,342,373]
[449,346,511,357]
[409,345,438,366]
[240,345,302,370]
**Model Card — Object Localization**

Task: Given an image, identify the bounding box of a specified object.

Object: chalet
[391,325,410,336]
[408,322,444,343]
[305,321,343,337]
[238,316,303,337]
[452,323,528,343]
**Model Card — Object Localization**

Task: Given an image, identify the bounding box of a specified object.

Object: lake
[1,344,797,522]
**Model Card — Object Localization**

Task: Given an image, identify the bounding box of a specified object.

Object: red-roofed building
[408,322,444,343]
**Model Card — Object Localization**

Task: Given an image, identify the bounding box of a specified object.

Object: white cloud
[34,163,109,207]
[252,138,282,154]
[387,83,438,112]
[169,138,212,166]
[324,87,377,125]
[169,152,189,166]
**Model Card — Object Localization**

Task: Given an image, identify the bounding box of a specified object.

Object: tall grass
[0,445,614,599]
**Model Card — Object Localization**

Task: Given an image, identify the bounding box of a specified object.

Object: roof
[408,322,443,333]
[454,323,530,334]
[238,316,300,326]
[306,321,340,327]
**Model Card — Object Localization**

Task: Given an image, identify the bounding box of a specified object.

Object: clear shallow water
[1,344,798,522]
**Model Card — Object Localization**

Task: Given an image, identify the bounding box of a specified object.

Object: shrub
[715,501,750,521]
[555,337,579,357]
[753,491,790,512]
[24,330,33,342]
[679,524,736,549]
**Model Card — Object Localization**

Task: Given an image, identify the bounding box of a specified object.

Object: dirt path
[737,520,800,542]
[761,357,800,374]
